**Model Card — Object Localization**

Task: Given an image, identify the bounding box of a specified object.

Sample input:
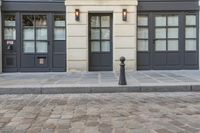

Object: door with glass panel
[137,13,198,70]
[152,14,181,69]
[21,14,49,71]
[89,14,113,71]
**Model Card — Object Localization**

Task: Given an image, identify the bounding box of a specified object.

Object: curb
[0,85,200,94]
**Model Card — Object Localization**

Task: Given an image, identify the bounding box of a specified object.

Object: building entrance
[3,13,66,72]
[89,13,113,71]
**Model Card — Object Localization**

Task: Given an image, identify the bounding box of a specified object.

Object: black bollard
[119,56,127,85]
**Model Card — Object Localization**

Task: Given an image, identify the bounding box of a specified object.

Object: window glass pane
[91,29,100,40]
[91,16,100,27]
[24,41,35,53]
[185,40,196,51]
[54,15,65,27]
[138,40,148,51]
[36,42,48,53]
[23,15,34,26]
[101,16,110,27]
[23,28,34,40]
[155,16,166,26]
[168,28,178,38]
[35,15,47,26]
[54,28,66,40]
[4,28,16,40]
[168,40,179,51]
[168,16,178,26]
[101,41,110,52]
[138,28,148,39]
[155,40,166,51]
[4,15,15,26]
[138,16,148,26]
[36,28,47,40]
[101,29,110,40]
[91,41,100,52]
[185,27,196,38]
[186,15,196,26]
[156,28,166,38]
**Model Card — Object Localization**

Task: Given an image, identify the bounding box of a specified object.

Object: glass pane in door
[91,41,100,52]
[54,28,65,40]
[185,40,196,51]
[155,40,166,51]
[168,28,178,38]
[23,15,34,26]
[35,15,47,26]
[4,28,16,40]
[36,42,48,53]
[101,29,110,39]
[155,16,166,26]
[101,16,110,27]
[156,28,166,38]
[138,28,148,39]
[168,16,178,26]
[101,41,110,52]
[168,40,178,51]
[91,29,100,40]
[186,15,196,26]
[23,28,35,40]
[4,15,16,26]
[185,27,196,38]
[24,41,35,53]
[36,28,47,40]
[91,16,100,27]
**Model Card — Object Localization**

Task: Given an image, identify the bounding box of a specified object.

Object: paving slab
[0,70,200,94]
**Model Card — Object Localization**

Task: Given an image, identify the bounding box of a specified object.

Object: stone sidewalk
[0,93,200,133]
[0,70,200,94]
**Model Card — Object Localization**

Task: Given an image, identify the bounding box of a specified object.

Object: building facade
[0,0,199,72]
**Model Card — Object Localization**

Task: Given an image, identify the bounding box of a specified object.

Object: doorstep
[0,70,200,94]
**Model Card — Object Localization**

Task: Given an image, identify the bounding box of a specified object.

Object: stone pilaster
[65,0,138,72]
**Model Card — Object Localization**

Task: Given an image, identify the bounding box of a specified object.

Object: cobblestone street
[0,93,200,133]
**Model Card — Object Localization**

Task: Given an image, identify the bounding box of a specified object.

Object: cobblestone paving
[0,93,200,133]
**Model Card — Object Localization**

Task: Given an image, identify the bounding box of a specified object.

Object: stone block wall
[65,0,138,72]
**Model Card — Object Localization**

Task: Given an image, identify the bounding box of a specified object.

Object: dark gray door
[137,12,199,70]
[152,14,181,69]
[20,14,50,72]
[89,14,113,71]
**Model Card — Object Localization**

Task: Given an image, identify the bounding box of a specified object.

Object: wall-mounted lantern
[122,9,127,21]
[75,9,80,21]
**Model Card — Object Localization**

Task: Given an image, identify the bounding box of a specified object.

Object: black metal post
[119,56,127,85]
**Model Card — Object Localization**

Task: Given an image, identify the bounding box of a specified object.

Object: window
[185,15,197,51]
[137,15,149,51]
[4,15,16,40]
[23,15,48,54]
[155,15,179,51]
[54,15,66,40]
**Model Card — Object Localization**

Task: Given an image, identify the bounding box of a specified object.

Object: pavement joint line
[154,71,182,82]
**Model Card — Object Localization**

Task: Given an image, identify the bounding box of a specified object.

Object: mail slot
[37,57,47,65]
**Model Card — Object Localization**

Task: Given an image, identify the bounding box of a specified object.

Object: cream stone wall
[0,0,2,73]
[65,0,138,72]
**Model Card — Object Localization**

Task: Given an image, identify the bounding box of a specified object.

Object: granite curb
[0,85,200,94]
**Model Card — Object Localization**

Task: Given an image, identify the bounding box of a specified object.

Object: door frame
[88,13,113,71]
